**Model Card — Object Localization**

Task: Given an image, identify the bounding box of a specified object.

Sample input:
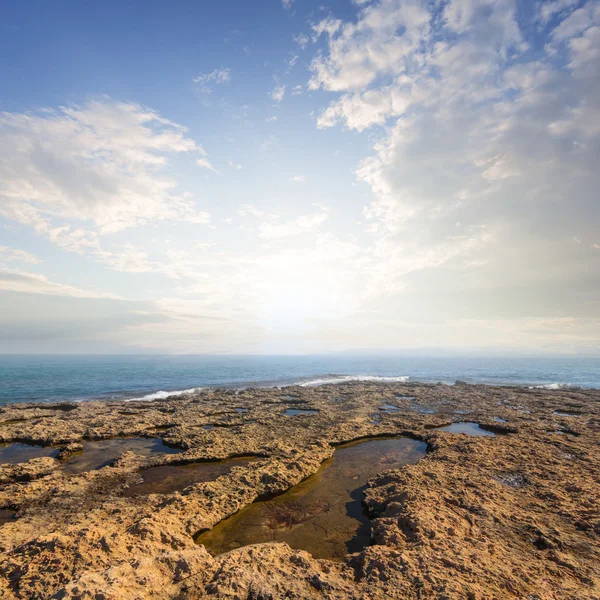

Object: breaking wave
[530,383,570,390]
[117,376,411,400]
[125,387,203,401]
[298,375,410,387]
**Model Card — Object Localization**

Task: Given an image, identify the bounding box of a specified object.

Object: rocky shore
[0,381,598,599]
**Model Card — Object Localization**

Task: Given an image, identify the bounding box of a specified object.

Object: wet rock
[56,442,84,461]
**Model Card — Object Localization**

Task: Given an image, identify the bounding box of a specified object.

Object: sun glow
[255,255,350,334]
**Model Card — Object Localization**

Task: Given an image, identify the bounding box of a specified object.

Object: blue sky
[0,0,599,354]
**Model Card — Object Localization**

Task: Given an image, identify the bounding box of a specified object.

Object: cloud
[282,0,294,10]
[258,210,328,240]
[3,1,599,355]
[271,84,286,103]
[193,68,232,93]
[0,98,211,281]
[0,99,209,235]
[0,288,172,353]
[538,0,579,24]
[196,157,217,172]
[0,269,120,299]
[93,245,163,274]
[238,204,268,218]
[291,175,306,182]
[293,33,309,49]
[0,246,39,266]
[310,17,343,45]
[304,0,600,347]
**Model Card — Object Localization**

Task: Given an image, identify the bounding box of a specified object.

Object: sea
[0,354,599,406]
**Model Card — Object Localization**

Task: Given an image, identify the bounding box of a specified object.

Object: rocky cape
[0,381,598,599]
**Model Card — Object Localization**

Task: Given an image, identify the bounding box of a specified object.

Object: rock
[56,442,85,461]
[0,457,59,485]
[0,382,598,599]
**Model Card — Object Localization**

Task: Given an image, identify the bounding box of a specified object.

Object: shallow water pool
[282,408,319,416]
[122,456,256,497]
[553,410,582,417]
[63,437,182,474]
[0,443,59,464]
[196,436,426,560]
[438,422,495,437]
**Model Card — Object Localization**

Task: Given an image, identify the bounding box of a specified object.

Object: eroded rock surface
[0,382,598,599]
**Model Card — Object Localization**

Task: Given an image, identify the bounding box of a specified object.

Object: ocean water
[0,354,599,405]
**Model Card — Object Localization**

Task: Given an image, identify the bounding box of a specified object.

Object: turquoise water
[0,355,599,405]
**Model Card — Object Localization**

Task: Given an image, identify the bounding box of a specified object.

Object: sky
[0,0,599,355]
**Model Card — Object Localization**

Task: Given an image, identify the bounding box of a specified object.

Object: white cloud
[238,204,269,218]
[271,84,286,103]
[549,4,596,41]
[293,33,309,49]
[0,269,119,299]
[0,99,209,235]
[316,84,412,130]
[282,0,294,10]
[196,157,217,172]
[258,211,328,240]
[538,0,579,24]
[265,115,278,122]
[311,18,342,44]
[0,246,39,266]
[305,0,600,345]
[0,99,211,285]
[94,245,160,274]
[192,68,232,93]
[291,175,306,182]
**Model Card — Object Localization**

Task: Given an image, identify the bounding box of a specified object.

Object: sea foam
[125,387,203,401]
[530,383,570,390]
[299,375,410,387]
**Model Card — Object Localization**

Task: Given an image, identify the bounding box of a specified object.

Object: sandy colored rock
[56,443,85,461]
[0,457,60,485]
[0,381,598,599]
